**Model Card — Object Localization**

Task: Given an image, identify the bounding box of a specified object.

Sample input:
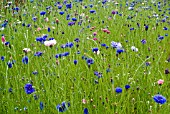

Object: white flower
[111,41,122,49]
[44,39,57,46]
[131,46,138,52]
[23,48,31,53]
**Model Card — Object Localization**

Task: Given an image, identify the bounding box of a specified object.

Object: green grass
[0,0,170,114]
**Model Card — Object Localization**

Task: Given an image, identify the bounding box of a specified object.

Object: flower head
[115,87,122,93]
[157,79,164,85]
[153,94,166,104]
[40,11,46,16]
[24,83,35,94]
[84,108,88,114]
[56,101,70,112]
[22,56,29,64]
[44,39,57,47]
[125,85,130,89]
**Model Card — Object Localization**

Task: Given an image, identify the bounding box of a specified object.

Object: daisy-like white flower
[131,46,138,52]
[44,39,57,47]
[23,48,31,53]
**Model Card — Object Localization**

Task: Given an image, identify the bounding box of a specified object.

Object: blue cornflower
[89,10,96,13]
[86,58,94,65]
[56,101,70,112]
[66,3,72,9]
[130,28,134,31]
[34,94,39,100]
[5,42,10,46]
[22,56,29,64]
[163,27,168,30]
[40,102,44,110]
[32,17,37,21]
[158,36,164,41]
[24,83,35,94]
[89,4,93,8]
[153,94,166,104]
[72,17,77,21]
[74,60,78,65]
[8,88,12,92]
[92,47,99,52]
[59,11,64,15]
[84,108,88,114]
[116,49,124,54]
[66,14,70,20]
[141,39,146,44]
[115,87,122,93]
[58,5,62,9]
[46,6,51,10]
[49,38,54,40]
[66,42,74,48]
[13,7,20,11]
[36,37,46,43]
[74,38,80,42]
[125,85,130,89]
[68,22,75,26]
[55,54,62,58]
[145,25,149,31]
[94,71,102,78]
[47,27,50,32]
[62,52,70,56]
[1,56,5,61]
[101,43,107,47]
[40,11,46,16]
[32,71,38,75]
[7,62,12,68]
[34,52,43,57]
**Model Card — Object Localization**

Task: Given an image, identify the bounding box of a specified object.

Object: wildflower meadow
[0,0,170,114]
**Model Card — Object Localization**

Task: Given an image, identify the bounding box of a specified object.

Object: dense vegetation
[0,0,170,114]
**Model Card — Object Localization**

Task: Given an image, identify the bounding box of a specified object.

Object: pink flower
[102,29,108,32]
[44,39,57,47]
[93,32,97,36]
[82,99,86,104]
[44,17,49,22]
[37,27,41,31]
[157,79,164,85]
[93,38,98,41]
[1,35,5,43]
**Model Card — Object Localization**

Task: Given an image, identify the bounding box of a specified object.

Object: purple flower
[68,22,75,26]
[74,38,80,42]
[24,83,35,94]
[112,10,118,15]
[141,39,146,44]
[34,52,43,57]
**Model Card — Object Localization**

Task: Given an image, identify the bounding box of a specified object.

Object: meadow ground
[0,0,170,114]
